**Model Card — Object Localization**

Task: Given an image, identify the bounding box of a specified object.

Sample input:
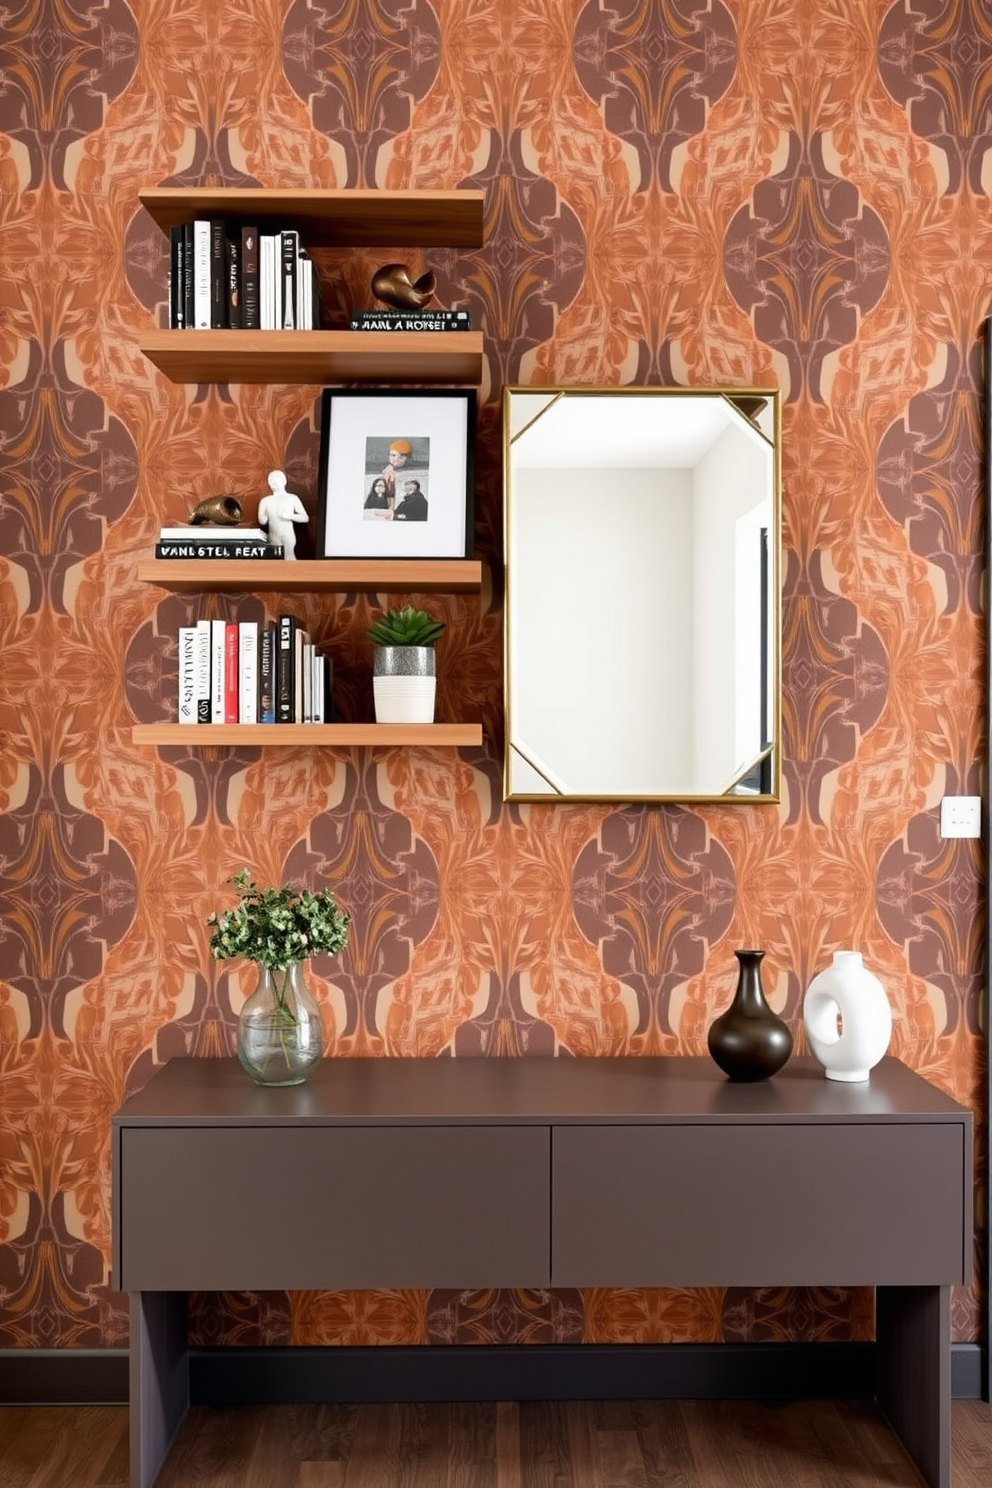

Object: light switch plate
[939,796,982,839]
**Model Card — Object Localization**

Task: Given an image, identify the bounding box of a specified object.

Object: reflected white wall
[510,466,693,794]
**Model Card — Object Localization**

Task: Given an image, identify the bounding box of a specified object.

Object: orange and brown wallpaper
[0,0,989,1353]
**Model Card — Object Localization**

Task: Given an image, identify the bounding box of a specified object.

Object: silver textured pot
[372,646,436,723]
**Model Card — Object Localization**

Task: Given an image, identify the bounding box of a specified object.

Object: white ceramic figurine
[258,470,308,560]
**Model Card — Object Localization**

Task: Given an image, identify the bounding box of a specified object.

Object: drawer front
[120,1126,549,1291]
[552,1124,967,1287]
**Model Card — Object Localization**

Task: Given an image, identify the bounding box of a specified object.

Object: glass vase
[236,961,323,1087]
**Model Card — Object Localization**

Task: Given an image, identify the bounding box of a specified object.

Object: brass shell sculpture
[371,263,437,311]
[188,494,243,526]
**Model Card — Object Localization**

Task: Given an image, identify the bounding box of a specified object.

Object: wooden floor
[2,1398,991,1487]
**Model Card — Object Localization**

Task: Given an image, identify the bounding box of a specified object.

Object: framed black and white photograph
[316,389,475,559]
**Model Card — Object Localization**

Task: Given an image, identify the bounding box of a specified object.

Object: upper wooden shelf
[139,329,484,385]
[136,559,484,593]
[138,188,485,248]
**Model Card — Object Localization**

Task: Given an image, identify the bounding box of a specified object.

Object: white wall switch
[939,795,982,839]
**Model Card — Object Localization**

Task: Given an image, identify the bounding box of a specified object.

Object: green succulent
[367,605,445,648]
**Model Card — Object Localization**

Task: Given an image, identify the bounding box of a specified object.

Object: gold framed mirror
[503,386,781,803]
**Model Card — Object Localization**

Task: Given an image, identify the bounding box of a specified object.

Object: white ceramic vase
[372,645,436,724]
[802,950,892,1082]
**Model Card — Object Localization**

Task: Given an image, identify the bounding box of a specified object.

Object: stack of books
[349,309,472,332]
[156,526,284,560]
[178,616,332,725]
[168,221,320,331]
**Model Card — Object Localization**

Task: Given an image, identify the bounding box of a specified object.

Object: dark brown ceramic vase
[707,949,793,1081]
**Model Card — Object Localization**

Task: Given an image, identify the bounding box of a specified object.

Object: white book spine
[300,255,312,331]
[312,649,321,724]
[260,235,272,330]
[210,619,227,723]
[193,219,211,329]
[178,626,197,723]
[294,628,309,724]
[238,621,258,724]
[302,640,313,723]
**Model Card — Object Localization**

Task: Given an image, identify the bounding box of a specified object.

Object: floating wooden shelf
[139,187,485,248]
[132,723,482,747]
[136,559,484,593]
[139,329,484,385]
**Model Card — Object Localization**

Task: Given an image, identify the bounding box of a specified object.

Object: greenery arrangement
[367,605,446,648]
[208,869,350,971]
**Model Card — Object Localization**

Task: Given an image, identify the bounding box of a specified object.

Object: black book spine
[226,233,242,329]
[241,225,259,329]
[259,623,277,724]
[276,614,296,723]
[154,542,284,559]
[281,229,299,329]
[210,219,227,328]
[182,222,195,329]
[169,226,183,328]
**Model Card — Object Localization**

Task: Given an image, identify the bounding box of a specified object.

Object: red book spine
[224,623,239,723]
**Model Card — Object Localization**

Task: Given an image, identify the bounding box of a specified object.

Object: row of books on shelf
[157,525,283,559]
[168,221,319,331]
[179,617,331,725]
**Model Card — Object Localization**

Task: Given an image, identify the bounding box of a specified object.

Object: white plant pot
[372,645,437,724]
[373,675,436,724]
[802,950,892,1082]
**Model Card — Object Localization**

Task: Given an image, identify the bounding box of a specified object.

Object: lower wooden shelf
[132,723,482,747]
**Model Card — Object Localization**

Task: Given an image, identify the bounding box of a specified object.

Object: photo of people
[362,435,430,521]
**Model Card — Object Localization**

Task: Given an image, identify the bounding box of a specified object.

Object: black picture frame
[315,388,476,560]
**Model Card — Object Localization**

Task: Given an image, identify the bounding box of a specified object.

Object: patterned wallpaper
[0,0,988,1352]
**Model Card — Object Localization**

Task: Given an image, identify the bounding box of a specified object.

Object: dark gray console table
[112,1055,972,1488]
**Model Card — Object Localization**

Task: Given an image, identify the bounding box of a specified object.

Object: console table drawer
[552,1124,966,1287]
[119,1126,549,1290]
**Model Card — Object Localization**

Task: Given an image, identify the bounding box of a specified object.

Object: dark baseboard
[0,1348,129,1404]
[2,1342,984,1407]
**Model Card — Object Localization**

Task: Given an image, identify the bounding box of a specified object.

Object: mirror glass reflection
[504,386,781,802]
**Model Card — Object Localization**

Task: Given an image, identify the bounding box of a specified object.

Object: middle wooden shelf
[133,723,482,747]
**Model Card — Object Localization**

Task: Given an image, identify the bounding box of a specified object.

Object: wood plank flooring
[1,1399,991,1487]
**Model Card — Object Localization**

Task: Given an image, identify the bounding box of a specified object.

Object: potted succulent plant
[208,869,350,1087]
[368,604,446,723]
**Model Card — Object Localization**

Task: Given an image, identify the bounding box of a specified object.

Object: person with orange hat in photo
[379,437,412,506]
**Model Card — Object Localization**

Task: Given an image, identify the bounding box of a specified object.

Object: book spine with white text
[276,614,296,723]
[281,230,299,329]
[349,309,471,331]
[259,623,276,723]
[225,232,242,329]
[169,226,185,328]
[241,225,259,329]
[155,542,284,560]
[210,220,226,328]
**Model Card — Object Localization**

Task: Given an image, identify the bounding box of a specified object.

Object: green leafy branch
[207,868,350,972]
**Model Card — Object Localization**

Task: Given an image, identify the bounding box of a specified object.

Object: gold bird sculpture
[371,263,437,311]
[188,494,243,525]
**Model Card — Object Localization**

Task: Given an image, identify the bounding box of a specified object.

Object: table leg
[876,1284,950,1488]
[129,1291,188,1488]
